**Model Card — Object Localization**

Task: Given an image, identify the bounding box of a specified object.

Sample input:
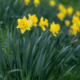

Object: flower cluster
[16,14,38,34]
[55,4,80,36]
[57,4,73,21]
[24,0,40,7]
[24,0,56,7]
[16,14,60,36]
[19,0,80,36]
[69,14,80,35]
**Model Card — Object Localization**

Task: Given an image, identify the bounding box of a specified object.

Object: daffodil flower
[24,0,30,5]
[16,16,32,34]
[70,24,79,35]
[65,20,70,27]
[72,15,79,24]
[67,7,73,15]
[76,11,80,16]
[50,0,55,7]
[58,4,65,11]
[34,0,40,7]
[28,14,38,26]
[50,22,60,36]
[39,17,49,31]
[57,12,65,21]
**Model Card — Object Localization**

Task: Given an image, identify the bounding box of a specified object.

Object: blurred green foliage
[56,0,80,10]
[43,0,80,10]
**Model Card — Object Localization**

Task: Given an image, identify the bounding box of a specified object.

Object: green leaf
[61,65,76,79]
[7,69,21,73]
[0,75,3,79]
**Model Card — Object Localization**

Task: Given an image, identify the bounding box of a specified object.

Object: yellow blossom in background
[78,21,80,27]
[61,8,67,14]
[34,0,40,7]
[16,16,32,34]
[57,12,65,21]
[76,11,80,16]
[24,0,30,5]
[28,14,38,26]
[58,4,67,14]
[39,17,49,31]
[67,7,73,15]
[70,24,79,35]
[72,15,79,24]
[65,20,70,27]
[50,0,55,7]
[49,22,60,36]
[58,4,65,11]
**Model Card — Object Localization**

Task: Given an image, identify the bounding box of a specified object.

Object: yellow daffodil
[76,11,80,16]
[50,0,55,7]
[16,16,32,34]
[28,14,38,26]
[78,21,80,27]
[72,15,79,24]
[58,4,67,14]
[67,7,73,15]
[24,0,30,5]
[39,17,49,31]
[49,22,60,36]
[57,12,65,21]
[65,20,70,27]
[70,24,79,35]
[34,0,40,7]
[61,8,67,14]
[58,4,65,11]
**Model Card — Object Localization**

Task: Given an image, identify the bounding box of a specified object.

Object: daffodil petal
[41,26,45,31]
[20,28,27,34]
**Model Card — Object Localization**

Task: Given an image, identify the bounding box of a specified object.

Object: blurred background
[42,0,80,10]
